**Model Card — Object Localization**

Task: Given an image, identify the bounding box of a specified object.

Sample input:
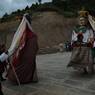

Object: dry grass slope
[0,11,77,50]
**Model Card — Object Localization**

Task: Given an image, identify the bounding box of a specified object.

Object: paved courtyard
[2,52,95,95]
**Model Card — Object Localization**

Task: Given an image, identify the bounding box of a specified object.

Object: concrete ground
[2,52,95,95]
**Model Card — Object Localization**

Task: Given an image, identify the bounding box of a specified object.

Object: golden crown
[78,7,89,17]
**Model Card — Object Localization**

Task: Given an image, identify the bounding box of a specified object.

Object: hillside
[0,11,77,52]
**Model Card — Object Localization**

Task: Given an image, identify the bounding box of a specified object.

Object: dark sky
[0,0,52,17]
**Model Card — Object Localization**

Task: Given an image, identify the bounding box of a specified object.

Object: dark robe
[7,27,39,84]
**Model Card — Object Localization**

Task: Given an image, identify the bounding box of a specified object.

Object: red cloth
[12,24,35,66]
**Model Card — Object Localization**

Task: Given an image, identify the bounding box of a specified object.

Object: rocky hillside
[0,11,77,51]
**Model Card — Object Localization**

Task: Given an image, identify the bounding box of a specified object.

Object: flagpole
[7,60,25,95]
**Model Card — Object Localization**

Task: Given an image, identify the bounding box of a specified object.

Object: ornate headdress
[78,7,89,18]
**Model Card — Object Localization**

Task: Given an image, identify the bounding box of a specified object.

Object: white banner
[88,15,95,31]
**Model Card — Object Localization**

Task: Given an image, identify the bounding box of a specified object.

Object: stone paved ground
[2,52,95,95]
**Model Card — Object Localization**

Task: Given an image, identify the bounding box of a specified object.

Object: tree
[0,12,9,22]
[17,9,21,13]
[38,0,42,4]
[3,12,8,18]
[52,0,67,10]
[25,5,29,10]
